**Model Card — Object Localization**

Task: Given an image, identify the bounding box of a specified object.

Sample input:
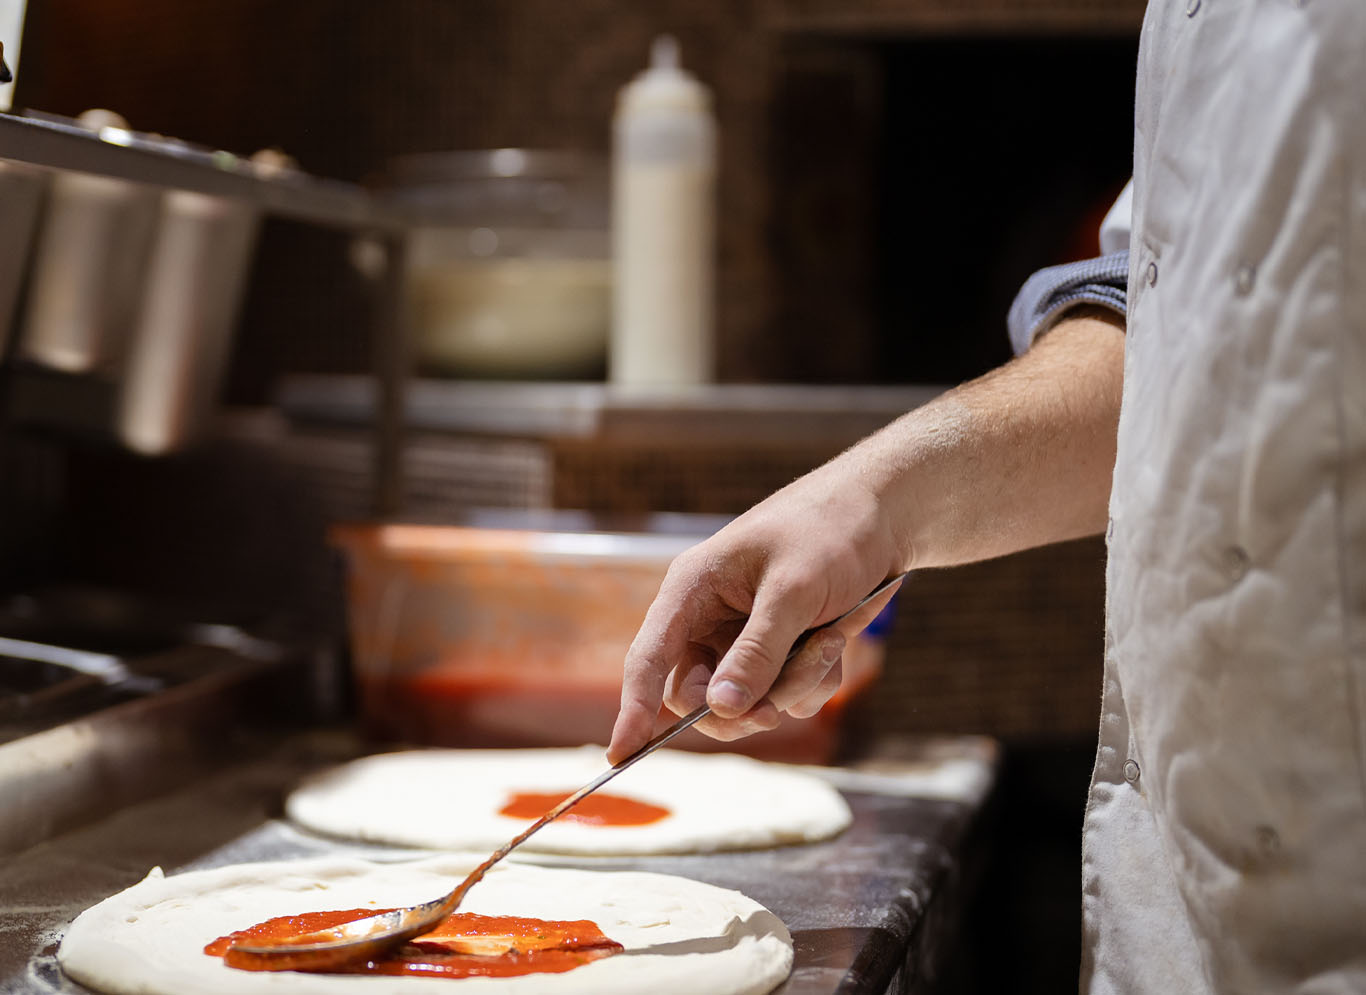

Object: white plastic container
[609,35,716,386]
[381,149,612,379]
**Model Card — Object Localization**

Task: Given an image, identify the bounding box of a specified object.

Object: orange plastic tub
[331,519,890,764]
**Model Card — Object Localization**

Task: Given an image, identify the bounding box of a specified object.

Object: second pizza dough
[285,747,851,854]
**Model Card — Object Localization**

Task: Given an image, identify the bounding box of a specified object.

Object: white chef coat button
[1224,545,1251,581]
[1186,0,1201,15]
[1123,759,1141,783]
[1106,517,1115,542]
[1146,261,1159,287]
[1235,262,1256,296]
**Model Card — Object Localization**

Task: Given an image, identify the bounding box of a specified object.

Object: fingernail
[820,633,845,665]
[708,679,750,714]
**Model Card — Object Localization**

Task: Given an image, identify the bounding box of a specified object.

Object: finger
[776,579,900,720]
[828,579,902,642]
[705,581,821,718]
[691,699,782,741]
[667,654,782,740]
[707,574,902,725]
[661,616,753,717]
[609,674,667,764]
[664,652,715,717]
[764,628,845,713]
[785,656,843,719]
[609,608,695,763]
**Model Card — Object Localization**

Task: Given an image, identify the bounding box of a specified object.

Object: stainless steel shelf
[0,111,406,232]
[0,110,411,514]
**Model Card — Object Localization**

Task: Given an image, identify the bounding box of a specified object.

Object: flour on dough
[59,855,793,995]
[284,747,852,855]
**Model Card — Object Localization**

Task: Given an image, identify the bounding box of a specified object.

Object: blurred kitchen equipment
[0,582,313,857]
[610,35,716,386]
[18,110,160,376]
[331,512,893,763]
[378,148,610,379]
[11,110,270,453]
[116,185,259,454]
[0,159,44,361]
[0,583,280,747]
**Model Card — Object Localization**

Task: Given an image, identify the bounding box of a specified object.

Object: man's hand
[608,466,906,761]
[606,312,1125,763]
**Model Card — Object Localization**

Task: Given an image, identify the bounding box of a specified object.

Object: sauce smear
[207,909,622,978]
[499,790,670,826]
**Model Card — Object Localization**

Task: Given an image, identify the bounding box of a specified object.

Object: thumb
[705,585,815,718]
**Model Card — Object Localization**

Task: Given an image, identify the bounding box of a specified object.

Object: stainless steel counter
[0,730,998,995]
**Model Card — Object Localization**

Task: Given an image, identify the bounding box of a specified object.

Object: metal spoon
[229,570,909,972]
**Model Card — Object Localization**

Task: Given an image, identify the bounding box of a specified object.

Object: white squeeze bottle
[610,35,716,386]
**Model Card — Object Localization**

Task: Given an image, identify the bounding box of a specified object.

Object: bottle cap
[617,35,710,115]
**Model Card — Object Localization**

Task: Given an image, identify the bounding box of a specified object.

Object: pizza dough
[284,746,852,855]
[59,855,792,995]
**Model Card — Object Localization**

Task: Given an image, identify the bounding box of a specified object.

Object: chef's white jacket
[1083,0,1366,992]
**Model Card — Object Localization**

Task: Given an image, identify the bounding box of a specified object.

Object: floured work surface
[0,730,997,995]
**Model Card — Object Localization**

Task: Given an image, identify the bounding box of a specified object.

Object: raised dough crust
[59,855,793,995]
[285,747,852,855]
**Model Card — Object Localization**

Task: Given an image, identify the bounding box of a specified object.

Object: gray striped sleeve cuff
[1006,250,1129,355]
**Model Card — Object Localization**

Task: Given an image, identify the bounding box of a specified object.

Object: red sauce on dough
[498,790,670,826]
[206,909,623,978]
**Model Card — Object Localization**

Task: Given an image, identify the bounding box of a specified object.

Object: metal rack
[0,110,412,514]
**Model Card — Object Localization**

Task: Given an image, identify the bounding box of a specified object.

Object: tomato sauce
[498,790,670,826]
[206,909,623,978]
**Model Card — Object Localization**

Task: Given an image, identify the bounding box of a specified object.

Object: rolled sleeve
[1006,250,1130,356]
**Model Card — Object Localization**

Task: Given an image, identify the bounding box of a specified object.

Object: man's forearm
[607,310,1125,759]
[843,309,1125,570]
